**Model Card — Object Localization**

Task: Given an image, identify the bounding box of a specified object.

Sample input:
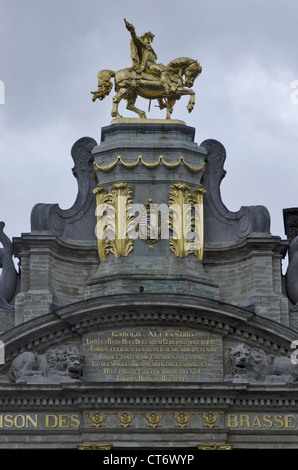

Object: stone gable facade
[0,122,298,449]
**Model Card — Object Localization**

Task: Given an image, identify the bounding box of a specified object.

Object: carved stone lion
[225,343,298,383]
[9,344,83,384]
[45,345,83,381]
[225,343,267,382]
[9,351,43,383]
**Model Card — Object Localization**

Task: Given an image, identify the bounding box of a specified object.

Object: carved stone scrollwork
[285,236,298,308]
[30,137,98,240]
[0,222,17,310]
[200,139,270,242]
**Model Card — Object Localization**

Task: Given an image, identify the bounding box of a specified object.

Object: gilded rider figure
[91,20,201,119]
[124,18,171,93]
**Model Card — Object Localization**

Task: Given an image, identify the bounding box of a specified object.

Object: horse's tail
[91,69,115,102]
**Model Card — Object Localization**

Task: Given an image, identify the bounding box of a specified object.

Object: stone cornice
[204,234,288,264]
[13,233,97,264]
[0,382,297,409]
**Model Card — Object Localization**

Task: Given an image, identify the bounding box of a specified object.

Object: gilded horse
[91,58,202,120]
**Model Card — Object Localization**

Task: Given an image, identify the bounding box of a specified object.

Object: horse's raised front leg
[186,90,195,113]
[187,90,195,113]
[175,87,195,114]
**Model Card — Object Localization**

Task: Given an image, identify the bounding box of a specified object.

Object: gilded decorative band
[93,155,206,173]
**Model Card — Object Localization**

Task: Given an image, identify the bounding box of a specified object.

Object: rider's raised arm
[124,18,140,44]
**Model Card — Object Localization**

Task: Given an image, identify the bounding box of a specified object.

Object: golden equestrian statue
[91,19,202,120]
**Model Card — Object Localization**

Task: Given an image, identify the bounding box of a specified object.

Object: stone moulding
[0,383,297,409]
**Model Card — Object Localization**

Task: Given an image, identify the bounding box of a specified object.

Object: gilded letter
[273,415,284,428]
[240,415,251,428]
[45,414,58,428]
[26,415,38,428]
[251,415,262,428]
[226,415,238,428]
[284,415,296,429]
[263,415,273,428]
[70,414,81,428]
[58,415,70,428]
[15,415,26,428]
[4,415,14,428]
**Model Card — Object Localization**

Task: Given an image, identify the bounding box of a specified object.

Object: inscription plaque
[83,327,223,382]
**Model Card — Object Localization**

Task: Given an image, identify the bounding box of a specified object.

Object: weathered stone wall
[204,235,289,324]
[13,235,99,324]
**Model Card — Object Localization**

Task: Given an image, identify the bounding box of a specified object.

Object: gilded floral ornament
[168,183,206,260]
[94,183,134,260]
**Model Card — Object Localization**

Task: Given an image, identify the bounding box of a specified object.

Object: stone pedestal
[85,122,218,300]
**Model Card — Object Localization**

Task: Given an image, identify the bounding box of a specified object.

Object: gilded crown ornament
[84,411,110,428]
[141,411,167,428]
[113,411,138,428]
[198,411,223,428]
[91,19,202,120]
[170,411,194,428]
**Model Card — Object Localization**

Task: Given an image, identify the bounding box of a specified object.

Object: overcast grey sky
[1,0,298,271]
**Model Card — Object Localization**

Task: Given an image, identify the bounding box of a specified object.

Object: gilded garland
[93,155,206,174]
